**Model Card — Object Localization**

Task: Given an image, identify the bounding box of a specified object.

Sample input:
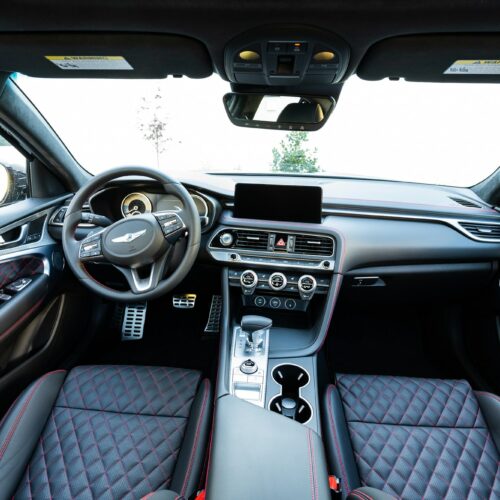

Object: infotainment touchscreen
[233,184,322,223]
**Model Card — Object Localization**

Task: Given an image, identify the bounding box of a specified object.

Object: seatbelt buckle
[193,490,206,500]
[329,475,342,497]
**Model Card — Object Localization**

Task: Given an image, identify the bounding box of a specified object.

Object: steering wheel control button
[155,213,185,237]
[219,232,234,247]
[298,275,317,301]
[269,297,281,309]
[240,269,258,295]
[254,295,266,307]
[240,359,258,375]
[79,234,103,259]
[284,298,297,310]
[269,272,287,291]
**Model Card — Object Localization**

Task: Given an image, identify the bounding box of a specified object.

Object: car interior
[0,1,499,499]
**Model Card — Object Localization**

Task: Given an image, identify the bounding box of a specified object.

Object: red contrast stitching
[180,379,210,496]
[326,385,351,494]
[0,369,66,459]
[355,490,374,500]
[309,429,319,500]
[0,297,46,342]
[306,428,315,500]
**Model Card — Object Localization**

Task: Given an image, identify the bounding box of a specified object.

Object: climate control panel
[228,268,330,311]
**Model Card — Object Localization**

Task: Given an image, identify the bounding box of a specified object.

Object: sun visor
[0,33,212,78]
[358,34,500,83]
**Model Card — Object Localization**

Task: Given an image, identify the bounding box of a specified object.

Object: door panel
[0,201,66,373]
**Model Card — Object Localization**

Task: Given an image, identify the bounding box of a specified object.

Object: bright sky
[14,73,500,187]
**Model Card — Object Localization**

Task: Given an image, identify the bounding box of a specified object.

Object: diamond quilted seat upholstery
[322,374,500,500]
[0,365,212,500]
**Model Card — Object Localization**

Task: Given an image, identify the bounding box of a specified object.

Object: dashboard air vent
[234,230,269,251]
[450,197,481,209]
[294,235,334,256]
[459,222,500,240]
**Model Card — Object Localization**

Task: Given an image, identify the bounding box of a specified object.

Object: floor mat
[80,265,220,378]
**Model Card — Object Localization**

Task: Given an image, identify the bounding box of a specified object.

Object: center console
[206,185,342,499]
[208,222,341,435]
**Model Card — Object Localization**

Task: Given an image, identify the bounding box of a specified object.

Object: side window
[0,135,28,208]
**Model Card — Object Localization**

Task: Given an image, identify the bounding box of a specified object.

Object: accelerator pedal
[204,294,223,334]
[121,302,147,341]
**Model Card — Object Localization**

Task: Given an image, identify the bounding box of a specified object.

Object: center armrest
[206,394,331,500]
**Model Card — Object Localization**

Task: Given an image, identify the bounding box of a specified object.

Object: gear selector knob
[241,315,272,351]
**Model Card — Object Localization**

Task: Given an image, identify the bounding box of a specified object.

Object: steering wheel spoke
[153,210,187,244]
[114,252,169,294]
[79,229,106,263]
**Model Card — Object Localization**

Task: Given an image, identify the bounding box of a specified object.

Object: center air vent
[459,222,500,240]
[234,230,269,250]
[294,235,334,256]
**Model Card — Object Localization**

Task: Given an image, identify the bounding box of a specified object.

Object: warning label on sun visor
[45,56,133,71]
[444,60,500,75]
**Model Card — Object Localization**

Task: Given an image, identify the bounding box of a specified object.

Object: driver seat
[0,365,212,500]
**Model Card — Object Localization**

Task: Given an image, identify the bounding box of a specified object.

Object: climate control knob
[219,232,234,247]
[298,275,317,301]
[268,272,287,291]
[240,270,258,296]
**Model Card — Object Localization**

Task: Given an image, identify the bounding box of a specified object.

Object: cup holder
[269,364,312,424]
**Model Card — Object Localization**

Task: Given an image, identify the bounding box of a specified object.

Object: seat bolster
[322,384,361,498]
[475,390,500,453]
[171,378,212,499]
[0,369,66,499]
[347,486,398,500]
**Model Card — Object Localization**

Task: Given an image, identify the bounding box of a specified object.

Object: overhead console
[224,26,350,87]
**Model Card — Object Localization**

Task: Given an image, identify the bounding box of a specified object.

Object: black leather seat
[322,374,500,499]
[0,365,212,500]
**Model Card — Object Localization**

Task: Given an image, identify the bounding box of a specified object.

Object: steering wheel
[62,166,201,301]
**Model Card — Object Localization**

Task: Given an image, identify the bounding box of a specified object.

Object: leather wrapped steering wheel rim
[62,166,201,302]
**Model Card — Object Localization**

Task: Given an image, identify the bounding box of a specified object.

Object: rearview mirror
[223,93,335,131]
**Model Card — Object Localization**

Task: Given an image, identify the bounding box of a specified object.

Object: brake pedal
[121,302,147,341]
[173,293,196,309]
[204,295,222,334]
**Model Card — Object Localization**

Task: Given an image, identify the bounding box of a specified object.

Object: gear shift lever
[241,315,272,351]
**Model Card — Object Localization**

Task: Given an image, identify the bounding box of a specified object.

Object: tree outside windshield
[15,74,500,187]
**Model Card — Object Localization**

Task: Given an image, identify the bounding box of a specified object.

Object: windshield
[15,74,500,187]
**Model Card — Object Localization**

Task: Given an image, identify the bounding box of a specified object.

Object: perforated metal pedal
[121,302,147,341]
[173,294,196,309]
[205,294,222,334]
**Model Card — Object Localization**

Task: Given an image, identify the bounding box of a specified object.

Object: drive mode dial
[268,272,287,291]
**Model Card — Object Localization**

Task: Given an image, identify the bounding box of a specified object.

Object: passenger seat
[322,374,500,499]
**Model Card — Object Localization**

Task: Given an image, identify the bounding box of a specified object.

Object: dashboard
[47,173,500,287]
